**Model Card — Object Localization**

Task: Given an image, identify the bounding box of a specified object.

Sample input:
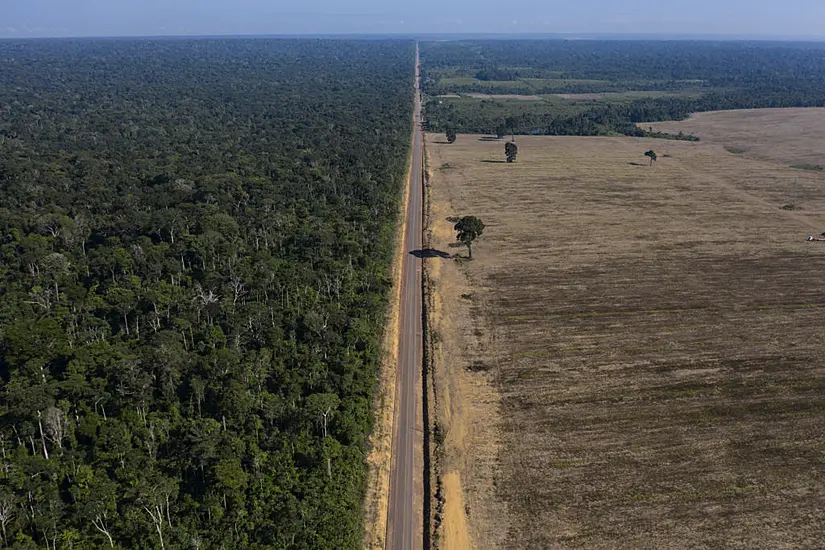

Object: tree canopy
[505,141,519,163]
[0,38,415,548]
[645,149,658,165]
[421,40,825,138]
[454,216,485,259]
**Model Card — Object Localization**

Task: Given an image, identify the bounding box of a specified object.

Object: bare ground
[649,108,825,167]
[426,119,825,549]
[425,147,511,550]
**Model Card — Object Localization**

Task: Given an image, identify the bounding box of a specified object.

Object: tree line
[422,40,825,137]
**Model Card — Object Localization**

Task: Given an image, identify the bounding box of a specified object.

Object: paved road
[386,45,424,550]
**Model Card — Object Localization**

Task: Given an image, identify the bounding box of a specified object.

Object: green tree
[446,128,457,144]
[645,149,658,166]
[454,216,485,259]
[495,123,507,139]
[505,141,518,163]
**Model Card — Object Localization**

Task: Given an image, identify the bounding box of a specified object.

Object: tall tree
[505,141,519,163]
[645,149,658,166]
[454,216,485,259]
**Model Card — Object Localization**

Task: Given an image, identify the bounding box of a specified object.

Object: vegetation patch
[790,163,824,171]
[422,40,825,138]
[0,38,414,548]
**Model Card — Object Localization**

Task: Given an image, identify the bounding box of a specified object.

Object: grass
[725,146,748,154]
[790,163,824,171]
[435,74,707,96]
[438,77,611,93]
[555,90,703,102]
[433,94,584,116]
[426,114,825,548]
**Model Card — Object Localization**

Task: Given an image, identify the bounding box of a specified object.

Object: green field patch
[790,163,824,171]
[557,90,704,103]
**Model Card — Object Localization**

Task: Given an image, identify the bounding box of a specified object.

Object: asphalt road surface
[386,45,424,550]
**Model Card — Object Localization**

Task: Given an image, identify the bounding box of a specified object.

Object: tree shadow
[409,248,452,259]
[478,136,501,142]
[481,160,507,164]
[628,162,647,166]
[432,140,452,144]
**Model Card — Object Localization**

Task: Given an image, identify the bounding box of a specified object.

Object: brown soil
[425,121,825,549]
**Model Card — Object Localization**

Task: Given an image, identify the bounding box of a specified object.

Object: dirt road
[386,45,424,550]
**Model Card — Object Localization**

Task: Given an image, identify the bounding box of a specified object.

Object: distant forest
[422,40,825,136]
[0,39,413,548]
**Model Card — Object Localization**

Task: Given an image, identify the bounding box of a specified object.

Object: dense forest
[422,40,825,136]
[0,38,414,548]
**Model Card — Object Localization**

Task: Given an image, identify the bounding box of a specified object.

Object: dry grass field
[649,108,825,168]
[425,112,825,549]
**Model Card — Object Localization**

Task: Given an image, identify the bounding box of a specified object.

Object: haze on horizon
[2,0,824,39]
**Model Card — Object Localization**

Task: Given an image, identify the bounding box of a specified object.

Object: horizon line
[2,31,825,42]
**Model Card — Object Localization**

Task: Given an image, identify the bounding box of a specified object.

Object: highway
[386,44,424,550]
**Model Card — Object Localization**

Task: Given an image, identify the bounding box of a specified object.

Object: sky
[2,0,825,39]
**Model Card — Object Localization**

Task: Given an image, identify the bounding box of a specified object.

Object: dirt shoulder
[425,139,512,550]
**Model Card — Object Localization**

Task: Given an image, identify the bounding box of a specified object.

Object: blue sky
[2,0,824,38]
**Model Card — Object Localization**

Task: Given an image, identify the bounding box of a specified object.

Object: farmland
[424,111,825,548]
[649,108,825,169]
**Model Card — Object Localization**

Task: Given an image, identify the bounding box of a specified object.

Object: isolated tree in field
[495,123,507,139]
[505,141,518,163]
[454,216,485,259]
[645,149,657,166]
[446,129,457,143]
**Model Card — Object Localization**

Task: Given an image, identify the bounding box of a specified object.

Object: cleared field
[649,108,825,167]
[426,122,825,548]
